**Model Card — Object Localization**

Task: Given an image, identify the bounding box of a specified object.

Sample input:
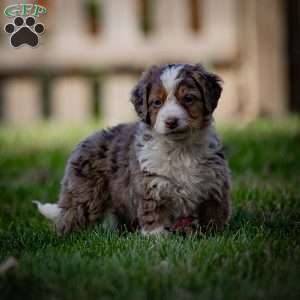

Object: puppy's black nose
[165,117,178,130]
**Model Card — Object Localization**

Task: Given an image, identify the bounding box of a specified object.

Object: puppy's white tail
[33,201,61,221]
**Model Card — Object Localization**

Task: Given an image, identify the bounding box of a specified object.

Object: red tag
[172,217,194,230]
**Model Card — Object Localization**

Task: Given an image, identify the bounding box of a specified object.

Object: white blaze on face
[154,65,189,134]
[160,65,184,94]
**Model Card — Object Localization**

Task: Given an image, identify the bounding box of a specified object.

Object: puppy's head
[131,64,222,137]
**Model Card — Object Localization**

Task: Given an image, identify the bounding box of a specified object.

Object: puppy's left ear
[130,77,149,124]
[130,65,159,124]
[191,64,223,113]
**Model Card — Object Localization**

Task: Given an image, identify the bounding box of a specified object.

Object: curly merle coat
[35,63,231,236]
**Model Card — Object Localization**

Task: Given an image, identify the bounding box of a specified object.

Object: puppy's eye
[152,99,163,108]
[183,95,194,105]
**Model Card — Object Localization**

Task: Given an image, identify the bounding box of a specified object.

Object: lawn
[0,118,299,300]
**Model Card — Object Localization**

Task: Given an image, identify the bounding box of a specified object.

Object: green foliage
[0,118,299,300]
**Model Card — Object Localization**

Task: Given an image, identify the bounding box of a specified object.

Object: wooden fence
[0,0,287,126]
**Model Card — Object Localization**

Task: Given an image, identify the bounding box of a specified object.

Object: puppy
[35,63,231,235]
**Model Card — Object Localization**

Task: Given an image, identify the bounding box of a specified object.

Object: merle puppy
[35,63,231,236]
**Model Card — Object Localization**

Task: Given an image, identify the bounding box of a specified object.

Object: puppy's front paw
[141,226,169,237]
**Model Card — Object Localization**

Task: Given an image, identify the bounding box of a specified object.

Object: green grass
[0,118,300,300]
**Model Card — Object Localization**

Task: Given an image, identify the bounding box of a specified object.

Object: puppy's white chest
[135,129,220,216]
[137,138,204,186]
[156,152,195,182]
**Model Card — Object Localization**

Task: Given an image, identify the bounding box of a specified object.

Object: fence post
[101,74,138,127]
[214,68,240,122]
[256,0,287,116]
[202,0,240,122]
[2,78,42,126]
[152,0,190,39]
[201,0,237,42]
[101,0,141,44]
[239,0,287,119]
[49,0,87,40]
[49,0,91,123]
[51,77,92,122]
[100,0,140,126]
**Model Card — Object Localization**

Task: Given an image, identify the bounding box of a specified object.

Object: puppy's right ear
[130,65,159,124]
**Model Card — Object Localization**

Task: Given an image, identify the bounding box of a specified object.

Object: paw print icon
[4,16,45,48]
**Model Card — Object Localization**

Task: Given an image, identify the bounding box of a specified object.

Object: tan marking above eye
[149,85,167,106]
[176,85,197,104]
[174,83,204,120]
[176,85,188,98]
